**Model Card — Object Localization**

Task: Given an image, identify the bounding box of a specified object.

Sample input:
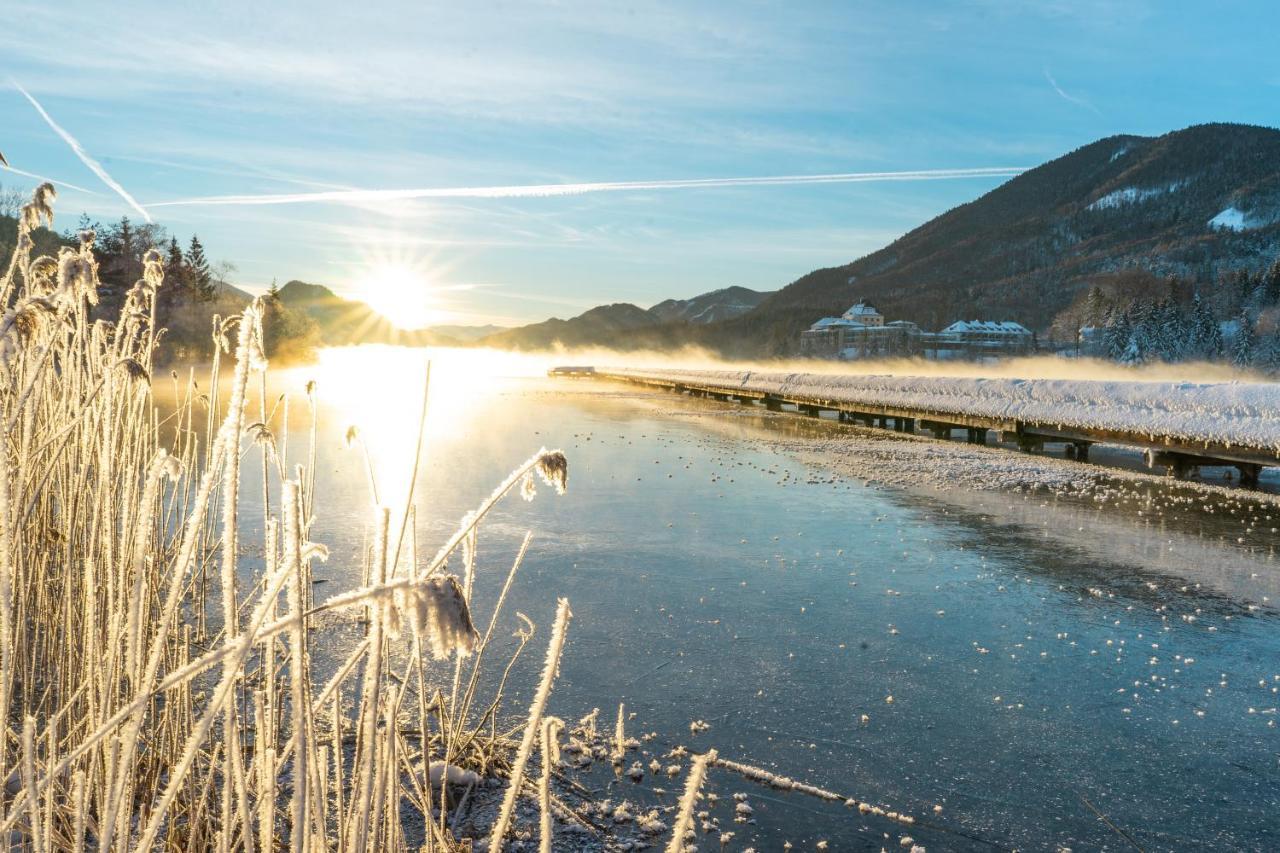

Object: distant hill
[428,323,507,342]
[704,122,1280,355]
[479,303,670,350]
[479,286,771,350]
[648,286,771,324]
[276,280,462,346]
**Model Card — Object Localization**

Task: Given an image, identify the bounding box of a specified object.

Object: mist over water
[249,346,1280,850]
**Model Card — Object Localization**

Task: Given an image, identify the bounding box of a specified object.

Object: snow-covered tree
[1189,293,1222,359]
[1232,310,1257,367]
[1261,258,1280,306]
[1103,307,1132,361]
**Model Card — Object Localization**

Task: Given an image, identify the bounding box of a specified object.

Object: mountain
[648,286,771,324]
[711,122,1280,355]
[479,123,1280,358]
[428,323,508,342]
[276,281,462,346]
[479,303,671,350]
[478,286,771,350]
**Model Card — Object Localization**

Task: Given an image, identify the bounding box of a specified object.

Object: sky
[2,0,1278,327]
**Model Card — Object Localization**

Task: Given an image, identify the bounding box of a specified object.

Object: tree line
[2,183,320,363]
[1073,255,1280,369]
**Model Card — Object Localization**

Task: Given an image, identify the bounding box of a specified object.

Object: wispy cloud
[12,80,152,221]
[1043,68,1103,117]
[150,167,1028,210]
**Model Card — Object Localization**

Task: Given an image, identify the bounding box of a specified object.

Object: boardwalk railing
[554,366,1280,485]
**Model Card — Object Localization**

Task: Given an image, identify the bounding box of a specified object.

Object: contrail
[0,163,99,195]
[1044,69,1103,117]
[12,81,152,222]
[149,167,1029,209]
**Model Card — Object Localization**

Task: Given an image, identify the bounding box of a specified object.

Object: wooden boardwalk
[559,367,1280,486]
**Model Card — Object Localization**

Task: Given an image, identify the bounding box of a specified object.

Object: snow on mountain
[1209,207,1248,231]
[1087,181,1185,211]
[648,286,771,324]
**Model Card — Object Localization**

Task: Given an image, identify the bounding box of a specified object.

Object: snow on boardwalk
[599,367,1280,456]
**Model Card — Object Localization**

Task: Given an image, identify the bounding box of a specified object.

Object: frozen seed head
[301,541,329,563]
[115,358,151,389]
[6,297,55,344]
[21,182,56,231]
[520,471,537,502]
[535,449,569,495]
[27,255,57,290]
[161,452,184,483]
[57,247,98,305]
[244,421,276,452]
[142,248,165,289]
[212,315,232,352]
[401,574,479,659]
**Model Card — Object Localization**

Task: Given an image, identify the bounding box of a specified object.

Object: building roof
[941,320,1031,335]
[843,301,881,318]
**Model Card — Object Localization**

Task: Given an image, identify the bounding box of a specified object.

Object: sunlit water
[242,346,1280,851]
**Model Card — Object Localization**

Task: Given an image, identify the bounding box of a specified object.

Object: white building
[799,301,921,359]
[801,305,1036,361]
[926,320,1034,359]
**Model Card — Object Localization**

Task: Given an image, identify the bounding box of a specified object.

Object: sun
[354,262,436,330]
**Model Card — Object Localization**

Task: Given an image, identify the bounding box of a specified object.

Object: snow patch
[1087,181,1183,211]
[1209,206,1255,231]
[1109,143,1133,162]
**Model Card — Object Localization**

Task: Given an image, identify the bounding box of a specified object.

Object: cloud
[149,167,1028,210]
[1043,68,1103,117]
[12,81,153,221]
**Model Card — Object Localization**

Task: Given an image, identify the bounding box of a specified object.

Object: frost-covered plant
[0,185,583,852]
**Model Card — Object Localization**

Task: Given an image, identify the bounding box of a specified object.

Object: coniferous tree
[1190,293,1222,359]
[1262,258,1280,306]
[1158,298,1189,362]
[165,236,185,280]
[1082,287,1109,328]
[1104,306,1132,361]
[1232,310,1256,367]
[186,235,214,300]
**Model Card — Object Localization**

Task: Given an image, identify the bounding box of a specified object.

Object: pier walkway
[551,365,1280,486]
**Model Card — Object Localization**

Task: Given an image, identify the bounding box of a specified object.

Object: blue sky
[2,0,1278,326]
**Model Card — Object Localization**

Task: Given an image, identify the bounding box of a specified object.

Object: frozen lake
[264,348,1280,851]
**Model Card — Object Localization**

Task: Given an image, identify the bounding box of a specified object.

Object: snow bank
[604,367,1280,451]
